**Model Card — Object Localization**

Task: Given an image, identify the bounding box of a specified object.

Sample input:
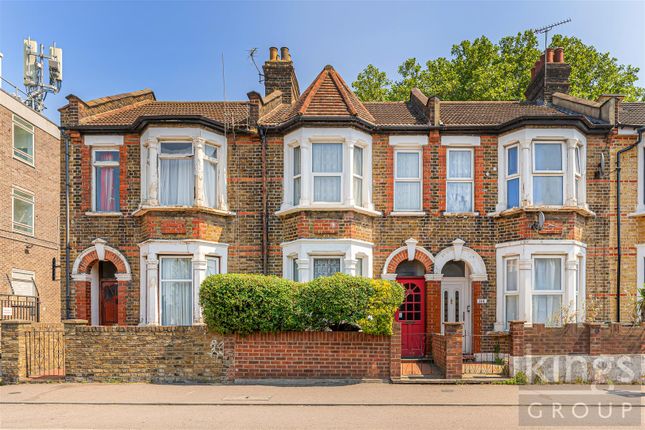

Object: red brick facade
[57,47,644,361]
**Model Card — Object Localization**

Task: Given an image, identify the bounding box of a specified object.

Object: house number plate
[477,298,487,304]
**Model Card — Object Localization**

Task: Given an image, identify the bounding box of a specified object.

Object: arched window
[395,260,426,277]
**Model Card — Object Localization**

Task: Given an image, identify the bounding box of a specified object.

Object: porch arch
[433,238,487,281]
[382,238,434,277]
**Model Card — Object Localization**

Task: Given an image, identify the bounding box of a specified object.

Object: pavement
[0,382,642,429]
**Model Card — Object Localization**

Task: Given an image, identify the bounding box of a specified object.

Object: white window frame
[139,127,228,212]
[494,240,586,331]
[281,238,373,282]
[394,149,423,212]
[10,269,37,297]
[445,147,474,213]
[91,147,120,213]
[353,145,365,207]
[496,128,587,212]
[312,256,343,279]
[312,142,343,204]
[503,257,519,328]
[279,128,376,215]
[12,186,35,236]
[531,142,565,206]
[206,255,221,276]
[292,145,301,206]
[203,143,220,209]
[505,144,520,209]
[12,114,35,166]
[158,140,195,206]
[531,255,565,326]
[158,255,194,326]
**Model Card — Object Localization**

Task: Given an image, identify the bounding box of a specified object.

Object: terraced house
[59,46,644,358]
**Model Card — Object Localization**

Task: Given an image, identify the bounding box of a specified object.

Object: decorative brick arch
[383,238,434,276]
[71,238,131,326]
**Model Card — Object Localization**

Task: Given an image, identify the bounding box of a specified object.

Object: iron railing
[0,294,40,322]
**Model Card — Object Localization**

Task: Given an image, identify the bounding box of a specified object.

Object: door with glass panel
[159,257,193,326]
[441,279,470,354]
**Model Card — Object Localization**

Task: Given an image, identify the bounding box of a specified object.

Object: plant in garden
[199,274,301,335]
[357,279,404,335]
[296,273,374,331]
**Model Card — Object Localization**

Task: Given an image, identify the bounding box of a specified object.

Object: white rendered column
[518,259,532,324]
[565,259,578,320]
[147,138,159,205]
[345,141,355,206]
[146,256,159,325]
[296,259,310,282]
[565,138,578,206]
[344,258,358,276]
[192,256,207,324]
[193,137,205,207]
[520,140,531,207]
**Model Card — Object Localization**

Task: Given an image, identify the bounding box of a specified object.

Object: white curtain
[446,182,472,212]
[353,147,363,176]
[532,295,562,325]
[505,259,518,292]
[160,158,194,206]
[396,152,419,178]
[353,177,363,206]
[96,166,118,212]
[160,258,192,326]
[206,257,220,276]
[448,150,471,178]
[314,177,341,202]
[394,182,420,211]
[505,295,518,325]
[312,143,342,172]
[533,176,563,205]
[203,160,217,208]
[534,143,562,171]
[534,258,561,290]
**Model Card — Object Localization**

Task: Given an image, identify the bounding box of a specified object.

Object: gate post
[444,322,463,379]
[0,320,32,383]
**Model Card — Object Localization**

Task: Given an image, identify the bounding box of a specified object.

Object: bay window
[532,143,564,206]
[281,128,375,214]
[506,145,520,209]
[93,149,120,212]
[497,129,587,212]
[446,148,473,213]
[160,142,194,206]
[313,143,342,203]
[160,257,193,326]
[140,128,228,212]
[394,151,422,211]
[13,115,35,165]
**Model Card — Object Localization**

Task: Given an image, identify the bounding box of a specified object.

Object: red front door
[395,277,426,358]
[99,280,118,325]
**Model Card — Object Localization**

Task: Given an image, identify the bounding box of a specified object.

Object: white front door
[441,278,471,354]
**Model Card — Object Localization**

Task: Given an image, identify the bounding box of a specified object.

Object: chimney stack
[263,46,300,105]
[524,46,571,103]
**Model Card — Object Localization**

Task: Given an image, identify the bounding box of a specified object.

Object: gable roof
[620,102,645,126]
[260,65,375,125]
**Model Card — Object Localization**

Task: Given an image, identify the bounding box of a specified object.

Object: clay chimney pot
[554,47,564,63]
[280,47,291,62]
[546,48,555,63]
[269,47,279,62]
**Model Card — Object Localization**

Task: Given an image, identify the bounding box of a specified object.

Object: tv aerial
[531,19,571,104]
[248,48,264,84]
[23,37,63,112]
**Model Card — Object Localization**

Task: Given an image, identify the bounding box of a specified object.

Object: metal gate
[25,324,65,379]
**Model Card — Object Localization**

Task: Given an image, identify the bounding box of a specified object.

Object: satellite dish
[533,211,545,231]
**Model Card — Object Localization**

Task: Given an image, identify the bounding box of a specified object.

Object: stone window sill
[132,205,235,217]
[276,204,381,217]
[489,205,595,218]
[627,211,645,218]
[442,211,480,217]
[85,212,123,217]
[389,211,427,217]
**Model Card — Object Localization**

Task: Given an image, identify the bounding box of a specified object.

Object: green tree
[352,32,644,102]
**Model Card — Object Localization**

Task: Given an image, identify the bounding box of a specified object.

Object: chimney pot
[546,48,555,63]
[554,47,564,63]
[269,47,279,62]
[280,47,291,62]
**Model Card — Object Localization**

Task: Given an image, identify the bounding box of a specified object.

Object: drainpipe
[259,126,269,275]
[62,129,71,320]
[615,126,645,322]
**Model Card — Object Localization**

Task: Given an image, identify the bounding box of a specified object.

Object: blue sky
[1,0,643,122]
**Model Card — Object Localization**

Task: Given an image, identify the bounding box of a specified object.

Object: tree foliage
[352,32,644,102]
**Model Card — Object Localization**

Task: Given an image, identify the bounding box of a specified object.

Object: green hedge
[199,273,404,335]
[199,274,301,335]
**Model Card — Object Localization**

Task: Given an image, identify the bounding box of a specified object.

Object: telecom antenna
[22,37,63,112]
[248,48,264,84]
[532,19,571,104]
